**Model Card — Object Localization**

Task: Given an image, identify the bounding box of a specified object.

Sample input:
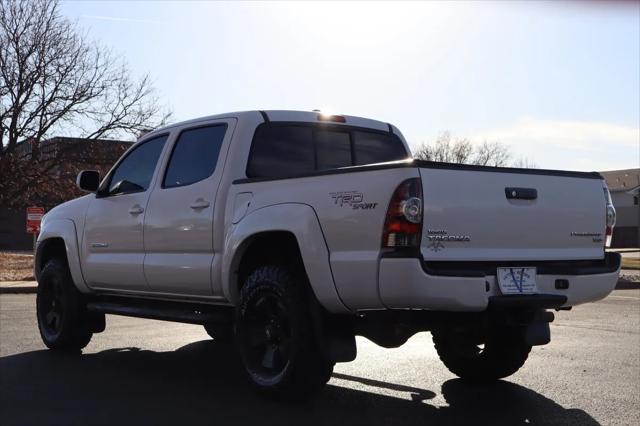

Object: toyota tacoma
[34,110,621,395]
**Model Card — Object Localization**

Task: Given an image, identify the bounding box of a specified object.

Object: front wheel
[235,265,334,397]
[432,326,531,381]
[36,259,94,351]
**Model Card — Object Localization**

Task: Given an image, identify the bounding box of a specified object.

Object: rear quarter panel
[227,167,419,310]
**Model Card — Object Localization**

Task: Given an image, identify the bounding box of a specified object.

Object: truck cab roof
[146,110,394,139]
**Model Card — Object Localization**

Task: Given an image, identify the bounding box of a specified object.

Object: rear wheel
[203,323,234,343]
[235,265,334,396]
[432,326,531,381]
[36,259,94,351]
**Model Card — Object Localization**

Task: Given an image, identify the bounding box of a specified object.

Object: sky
[60,1,639,172]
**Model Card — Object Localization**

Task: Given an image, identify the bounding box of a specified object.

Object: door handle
[505,187,537,200]
[128,205,144,215]
[190,199,210,209]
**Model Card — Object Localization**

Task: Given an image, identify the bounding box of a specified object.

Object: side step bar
[87,296,234,325]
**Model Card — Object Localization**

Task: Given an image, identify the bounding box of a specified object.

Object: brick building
[0,137,132,250]
[601,168,640,248]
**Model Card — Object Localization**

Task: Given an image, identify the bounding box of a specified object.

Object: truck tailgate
[418,165,606,262]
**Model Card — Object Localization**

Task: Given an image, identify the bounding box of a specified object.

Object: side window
[163,125,227,188]
[106,135,168,196]
[247,126,314,178]
[352,131,408,165]
[315,130,352,170]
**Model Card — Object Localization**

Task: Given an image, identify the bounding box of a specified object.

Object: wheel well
[236,231,306,293]
[36,238,68,278]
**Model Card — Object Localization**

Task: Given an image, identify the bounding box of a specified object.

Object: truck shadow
[0,340,600,426]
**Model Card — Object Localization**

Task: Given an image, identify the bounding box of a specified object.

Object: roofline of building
[15,136,134,146]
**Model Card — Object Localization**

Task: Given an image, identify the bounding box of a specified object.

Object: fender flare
[222,203,351,314]
[36,219,91,294]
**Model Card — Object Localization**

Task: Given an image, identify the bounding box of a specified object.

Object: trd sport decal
[330,191,378,210]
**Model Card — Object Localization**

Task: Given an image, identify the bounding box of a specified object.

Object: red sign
[26,206,45,234]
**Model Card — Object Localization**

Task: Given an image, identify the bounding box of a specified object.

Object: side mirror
[76,170,100,193]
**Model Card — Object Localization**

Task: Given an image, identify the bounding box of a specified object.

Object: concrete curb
[0,281,37,294]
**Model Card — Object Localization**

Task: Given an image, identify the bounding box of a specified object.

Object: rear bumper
[378,253,621,312]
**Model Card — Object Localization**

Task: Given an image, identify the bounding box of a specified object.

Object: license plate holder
[497,267,538,295]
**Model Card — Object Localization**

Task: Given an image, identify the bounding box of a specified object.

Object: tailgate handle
[505,187,537,200]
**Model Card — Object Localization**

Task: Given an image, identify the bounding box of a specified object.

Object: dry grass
[0,252,34,281]
[1,250,638,283]
[621,256,640,270]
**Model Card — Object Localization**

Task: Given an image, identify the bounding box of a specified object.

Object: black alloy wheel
[241,292,292,380]
[38,272,66,338]
[36,259,94,351]
[235,265,334,396]
[432,326,531,381]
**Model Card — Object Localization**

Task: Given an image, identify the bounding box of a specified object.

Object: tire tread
[236,265,334,396]
[432,328,531,381]
[36,258,93,351]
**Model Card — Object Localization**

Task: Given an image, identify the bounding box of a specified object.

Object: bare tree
[473,140,511,167]
[0,0,170,207]
[512,156,537,169]
[413,132,474,164]
[414,132,537,168]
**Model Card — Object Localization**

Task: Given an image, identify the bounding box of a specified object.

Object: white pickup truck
[35,110,620,395]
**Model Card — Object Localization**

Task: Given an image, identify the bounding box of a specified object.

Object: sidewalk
[609,248,640,261]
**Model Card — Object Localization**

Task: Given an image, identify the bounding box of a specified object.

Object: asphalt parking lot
[1,289,639,426]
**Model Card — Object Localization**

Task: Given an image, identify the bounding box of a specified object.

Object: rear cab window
[246,126,314,178]
[246,123,408,178]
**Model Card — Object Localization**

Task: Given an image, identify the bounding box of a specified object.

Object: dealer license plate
[497,267,538,295]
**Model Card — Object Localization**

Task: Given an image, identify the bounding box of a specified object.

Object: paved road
[1,290,639,426]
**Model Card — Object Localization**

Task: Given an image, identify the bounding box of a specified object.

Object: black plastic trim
[421,252,621,277]
[488,294,567,310]
[414,160,603,180]
[258,110,270,123]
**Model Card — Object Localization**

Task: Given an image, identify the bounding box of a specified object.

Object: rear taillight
[604,186,616,248]
[382,178,423,248]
